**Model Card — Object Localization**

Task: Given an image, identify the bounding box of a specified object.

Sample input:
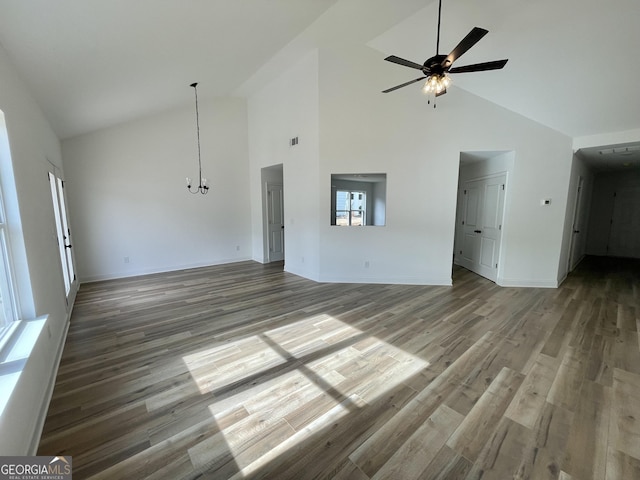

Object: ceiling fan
[382,0,508,105]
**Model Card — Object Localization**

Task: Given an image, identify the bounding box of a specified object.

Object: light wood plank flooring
[38,257,640,479]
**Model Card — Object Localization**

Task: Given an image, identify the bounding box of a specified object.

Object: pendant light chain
[186,82,209,195]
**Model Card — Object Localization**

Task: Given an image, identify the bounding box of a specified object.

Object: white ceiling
[577,142,640,172]
[0,0,339,138]
[368,0,640,139]
[0,0,639,157]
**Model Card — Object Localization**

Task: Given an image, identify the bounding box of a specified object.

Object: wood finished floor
[38,257,640,479]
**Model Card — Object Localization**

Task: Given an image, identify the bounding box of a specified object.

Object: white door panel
[480,237,496,268]
[267,183,285,262]
[462,234,477,263]
[483,183,501,228]
[609,186,640,258]
[464,187,480,226]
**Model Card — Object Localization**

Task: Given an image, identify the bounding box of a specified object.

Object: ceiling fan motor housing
[424,54,448,75]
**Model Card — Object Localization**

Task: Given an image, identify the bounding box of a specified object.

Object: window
[330,173,386,226]
[0,181,17,334]
[0,110,20,346]
[335,190,366,226]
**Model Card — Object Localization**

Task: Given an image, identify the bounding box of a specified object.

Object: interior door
[48,172,76,301]
[458,174,506,282]
[568,176,585,271]
[267,183,285,262]
[608,186,640,258]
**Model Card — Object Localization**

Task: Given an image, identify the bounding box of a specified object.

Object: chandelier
[186,82,209,195]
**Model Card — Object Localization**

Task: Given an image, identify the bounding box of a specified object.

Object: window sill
[0,317,47,417]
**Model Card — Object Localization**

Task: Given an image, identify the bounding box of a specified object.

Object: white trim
[27,315,71,455]
[317,274,453,286]
[497,277,558,288]
[0,317,47,424]
[0,320,20,356]
[81,257,252,283]
[556,272,568,287]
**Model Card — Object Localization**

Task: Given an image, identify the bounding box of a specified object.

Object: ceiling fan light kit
[382,0,508,107]
[423,73,451,95]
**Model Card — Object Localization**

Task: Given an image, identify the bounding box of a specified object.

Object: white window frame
[0,180,19,343]
[334,189,367,226]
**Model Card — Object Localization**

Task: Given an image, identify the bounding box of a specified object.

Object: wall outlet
[236,245,240,251]
[124,256,130,263]
[364,261,370,268]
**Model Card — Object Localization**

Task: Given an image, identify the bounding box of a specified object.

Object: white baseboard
[27,312,72,455]
[317,274,452,286]
[81,257,253,283]
[497,277,558,288]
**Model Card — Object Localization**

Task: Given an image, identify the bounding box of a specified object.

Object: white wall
[248,41,574,287]
[248,50,321,280]
[0,45,72,454]
[62,98,250,282]
[372,181,386,226]
[316,43,574,286]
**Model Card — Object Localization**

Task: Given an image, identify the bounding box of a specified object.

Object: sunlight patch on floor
[182,314,429,474]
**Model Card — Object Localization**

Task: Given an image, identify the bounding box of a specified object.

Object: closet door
[608,186,640,258]
[458,174,506,282]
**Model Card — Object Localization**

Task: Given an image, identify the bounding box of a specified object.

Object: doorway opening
[453,151,514,284]
[261,164,284,264]
[571,143,640,263]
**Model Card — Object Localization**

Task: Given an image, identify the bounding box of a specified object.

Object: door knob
[474,230,482,234]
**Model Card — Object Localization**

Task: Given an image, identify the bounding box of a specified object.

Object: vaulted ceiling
[0,0,639,161]
[369,0,640,139]
[0,0,340,138]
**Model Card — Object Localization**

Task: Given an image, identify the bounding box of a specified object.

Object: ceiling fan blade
[449,59,508,74]
[384,55,424,70]
[382,77,425,93]
[442,27,488,67]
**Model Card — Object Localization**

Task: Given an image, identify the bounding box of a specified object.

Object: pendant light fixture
[186,82,209,194]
